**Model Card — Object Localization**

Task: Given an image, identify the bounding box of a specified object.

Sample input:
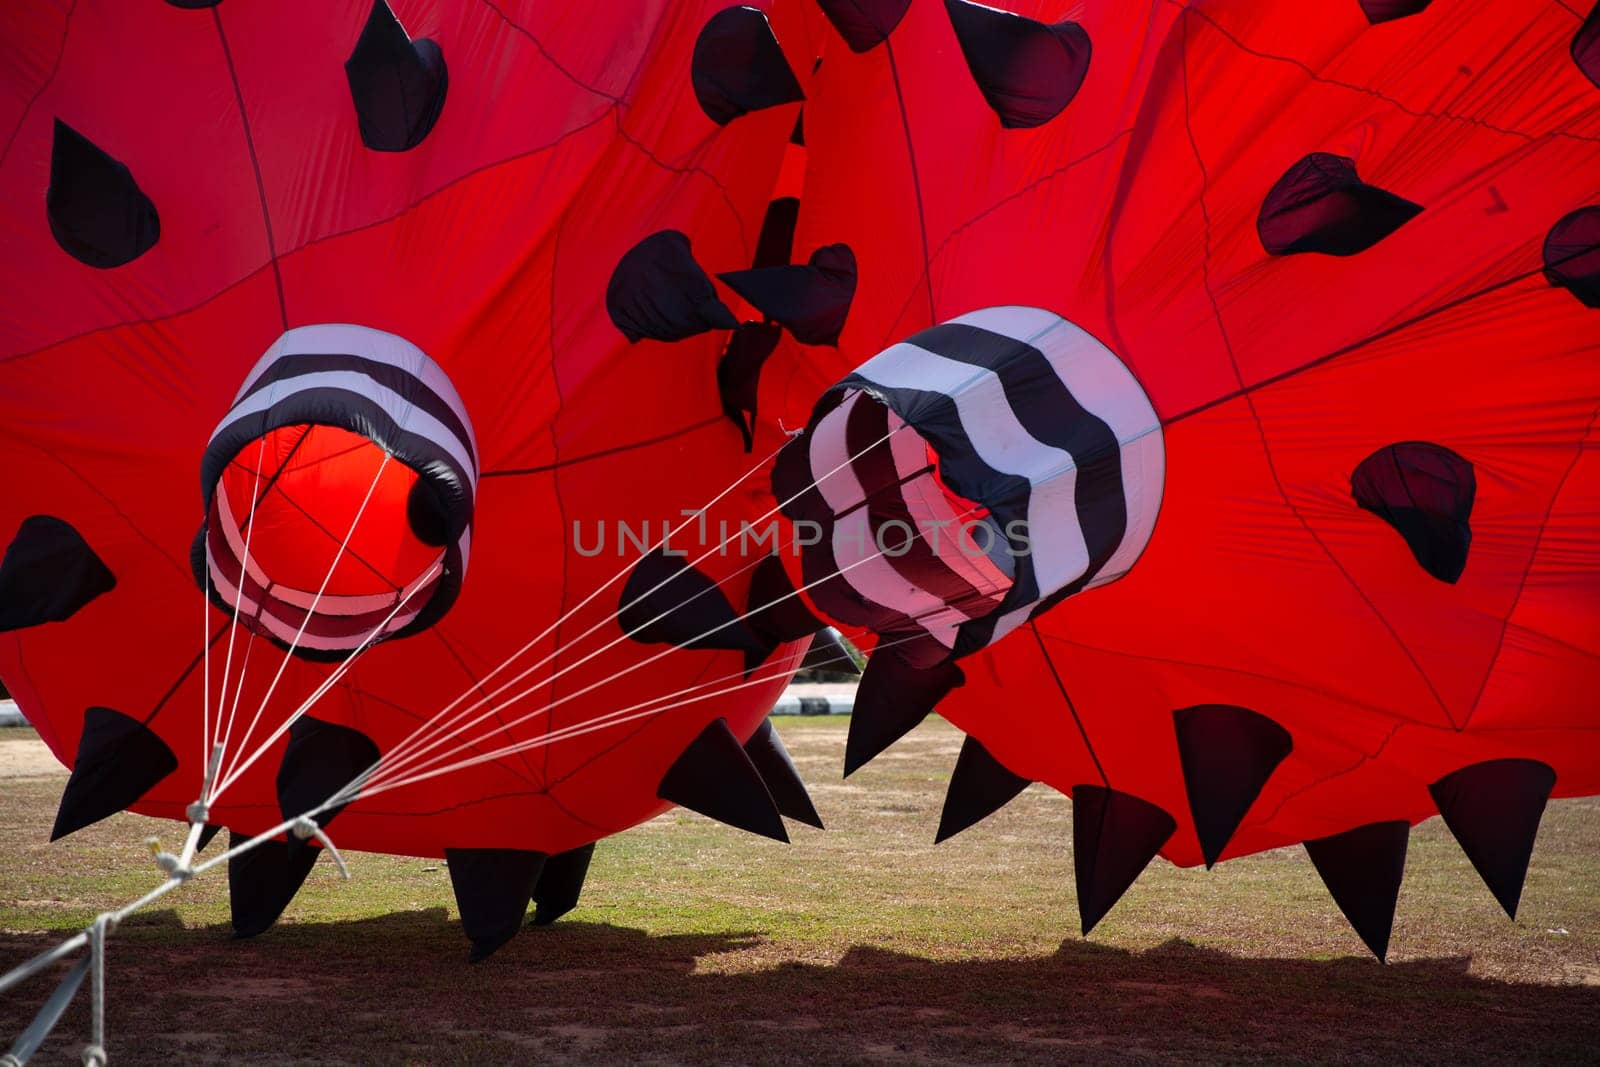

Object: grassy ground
[2,717,1598,1065]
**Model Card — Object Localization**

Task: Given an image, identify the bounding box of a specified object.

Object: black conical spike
[51,707,178,841]
[228,833,320,938]
[744,719,824,829]
[717,243,857,346]
[445,848,548,961]
[531,844,595,926]
[1173,704,1293,868]
[618,548,766,654]
[196,823,223,852]
[845,651,963,777]
[344,0,449,152]
[799,628,859,676]
[47,120,160,268]
[1073,785,1176,936]
[276,716,381,846]
[0,515,117,633]
[935,735,1030,843]
[1304,820,1409,962]
[659,718,788,842]
[1430,759,1555,920]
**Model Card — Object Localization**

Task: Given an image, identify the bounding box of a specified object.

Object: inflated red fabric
[756,0,1600,865]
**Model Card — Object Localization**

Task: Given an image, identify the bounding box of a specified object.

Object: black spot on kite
[1173,704,1292,868]
[659,717,789,842]
[531,844,595,926]
[607,230,738,343]
[165,0,222,7]
[944,0,1091,129]
[718,243,857,346]
[229,833,321,938]
[1430,759,1555,920]
[0,515,116,633]
[345,0,449,153]
[47,120,159,269]
[1357,0,1433,24]
[444,847,547,961]
[744,718,825,829]
[1072,785,1176,936]
[816,0,911,52]
[1257,153,1421,256]
[1304,820,1409,962]
[691,6,804,126]
[1543,206,1600,308]
[743,552,824,659]
[935,734,1030,843]
[753,196,801,270]
[618,548,765,654]
[1574,3,1600,87]
[51,707,178,840]
[276,716,380,843]
[1351,442,1475,584]
[845,649,964,776]
[718,322,784,453]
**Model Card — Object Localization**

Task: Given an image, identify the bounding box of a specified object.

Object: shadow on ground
[4,911,1597,1065]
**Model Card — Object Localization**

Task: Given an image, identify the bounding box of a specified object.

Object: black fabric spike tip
[844,650,964,777]
[607,230,737,343]
[944,0,1091,129]
[229,834,321,939]
[1304,820,1409,962]
[753,197,801,271]
[277,716,380,848]
[658,717,789,842]
[196,823,223,852]
[718,322,784,453]
[532,843,596,926]
[1543,205,1600,308]
[1257,153,1421,257]
[51,707,178,841]
[691,7,804,126]
[817,0,911,52]
[344,0,449,152]
[1351,441,1475,584]
[47,120,160,269]
[0,515,117,633]
[1430,759,1556,920]
[1357,0,1433,23]
[744,718,824,829]
[446,848,548,961]
[618,548,766,654]
[718,243,857,346]
[1173,704,1292,868]
[935,735,1030,843]
[1072,785,1176,936]
[799,628,859,676]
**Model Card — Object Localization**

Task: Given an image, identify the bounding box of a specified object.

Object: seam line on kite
[1030,621,1109,789]
[0,0,76,173]
[885,38,937,326]
[481,415,725,478]
[434,627,546,787]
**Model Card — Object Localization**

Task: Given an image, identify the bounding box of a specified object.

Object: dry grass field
[3,716,1598,1064]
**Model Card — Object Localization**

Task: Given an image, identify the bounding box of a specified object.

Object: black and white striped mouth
[777,305,1164,663]
[194,324,478,661]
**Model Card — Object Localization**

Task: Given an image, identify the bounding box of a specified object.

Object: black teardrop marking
[717,322,784,453]
[658,717,789,842]
[344,0,449,152]
[1304,820,1410,962]
[165,1,223,8]
[46,119,159,269]
[1357,0,1433,23]
[1257,153,1421,256]
[0,515,117,633]
[445,847,548,961]
[718,243,857,346]
[844,650,964,777]
[618,548,766,654]
[935,735,1030,843]
[691,6,804,126]
[816,0,912,52]
[531,843,596,926]
[1430,759,1556,920]
[944,0,1091,129]
[744,718,824,829]
[1173,704,1292,868]
[745,554,824,646]
[1351,441,1475,583]
[1072,785,1176,936]
[276,716,380,844]
[1543,206,1600,308]
[606,230,738,343]
[229,833,321,939]
[1576,7,1600,88]
[51,707,178,841]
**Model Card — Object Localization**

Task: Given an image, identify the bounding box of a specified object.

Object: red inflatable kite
[0,0,1596,965]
